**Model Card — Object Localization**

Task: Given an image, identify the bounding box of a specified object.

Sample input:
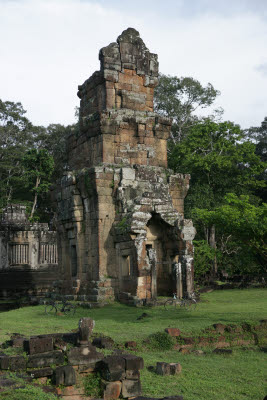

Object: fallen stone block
[98,356,126,381]
[156,362,182,376]
[213,348,233,355]
[123,354,144,371]
[27,350,64,368]
[11,334,26,348]
[165,328,181,337]
[125,341,137,349]
[121,379,141,398]
[9,356,27,371]
[0,356,9,370]
[24,336,54,355]
[55,365,76,386]
[103,380,122,400]
[27,367,53,378]
[92,336,115,349]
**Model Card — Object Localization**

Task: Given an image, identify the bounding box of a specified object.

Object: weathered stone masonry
[55,28,196,302]
[0,204,58,299]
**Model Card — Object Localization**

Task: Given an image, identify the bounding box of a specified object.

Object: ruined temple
[55,28,196,304]
[0,204,58,299]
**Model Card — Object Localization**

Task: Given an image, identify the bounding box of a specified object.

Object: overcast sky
[1,0,267,129]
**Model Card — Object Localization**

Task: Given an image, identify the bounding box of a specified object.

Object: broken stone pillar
[55,28,196,302]
[78,317,95,346]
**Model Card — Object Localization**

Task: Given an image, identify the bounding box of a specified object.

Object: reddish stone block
[165,328,181,337]
[125,341,137,350]
[103,380,122,400]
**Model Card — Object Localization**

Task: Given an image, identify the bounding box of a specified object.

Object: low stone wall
[0,318,144,400]
[164,320,267,351]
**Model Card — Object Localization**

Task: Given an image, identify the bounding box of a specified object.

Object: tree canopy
[154,74,221,143]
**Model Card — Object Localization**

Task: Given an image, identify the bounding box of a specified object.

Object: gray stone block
[122,379,141,398]
[55,365,76,386]
[27,351,64,368]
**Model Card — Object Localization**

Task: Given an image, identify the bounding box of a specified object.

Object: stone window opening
[9,243,29,265]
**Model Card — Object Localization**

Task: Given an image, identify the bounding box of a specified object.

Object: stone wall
[0,205,58,299]
[54,28,196,303]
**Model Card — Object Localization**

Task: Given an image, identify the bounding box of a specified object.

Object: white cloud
[0,0,266,129]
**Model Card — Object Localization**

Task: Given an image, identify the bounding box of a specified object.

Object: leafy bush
[147,331,175,350]
[193,240,216,278]
[83,373,103,397]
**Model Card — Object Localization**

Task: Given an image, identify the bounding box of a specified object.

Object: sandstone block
[156,362,182,376]
[103,380,122,400]
[27,367,53,378]
[98,356,126,381]
[78,317,95,344]
[165,328,181,337]
[68,345,103,366]
[27,351,64,368]
[0,356,9,370]
[9,356,27,371]
[24,336,54,355]
[123,354,144,370]
[125,341,137,350]
[55,365,76,386]
[92,337,115,349]
[121,379,141,398]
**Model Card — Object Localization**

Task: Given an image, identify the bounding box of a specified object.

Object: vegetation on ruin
[0,289,266,400]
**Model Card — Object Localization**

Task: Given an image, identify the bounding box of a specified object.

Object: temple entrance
[146,214,181,297]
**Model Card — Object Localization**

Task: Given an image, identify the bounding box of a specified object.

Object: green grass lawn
[0,288,266,400]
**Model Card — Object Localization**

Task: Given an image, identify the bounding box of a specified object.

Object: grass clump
[147,331,175,350]
[83,372,103,397]
[0,373,57,400]
[0,386,57,400]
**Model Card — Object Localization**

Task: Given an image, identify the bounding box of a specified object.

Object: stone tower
[55,28,196,303]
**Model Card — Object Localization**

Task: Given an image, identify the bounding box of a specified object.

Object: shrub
[83,372,103,397]
[147,331,175,350]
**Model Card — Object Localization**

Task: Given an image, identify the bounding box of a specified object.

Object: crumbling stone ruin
[0,204,58,299]
[54,27,196,303]
[0,317,146,399]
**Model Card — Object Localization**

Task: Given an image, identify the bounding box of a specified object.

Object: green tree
[154,74,221,143]
[0,100,35,208]
[193,194,267,273]
[168,119,266,276]
[22,149,54,219]
[245,116,267,202]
